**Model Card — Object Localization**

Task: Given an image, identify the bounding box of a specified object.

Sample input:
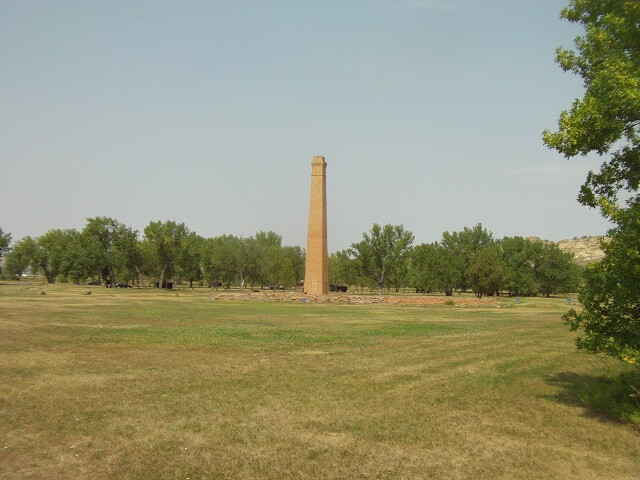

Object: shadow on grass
[545,371,640,426]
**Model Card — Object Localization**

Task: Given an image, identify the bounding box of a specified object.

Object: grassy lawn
[0,285,638,479]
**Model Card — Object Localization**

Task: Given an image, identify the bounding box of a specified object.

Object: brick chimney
[304,155,329,294]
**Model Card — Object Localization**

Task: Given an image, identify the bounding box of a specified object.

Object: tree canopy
[350,224,414,295]
[467,247,503,299]
[82,217,139,286]
[543,0,640,209]
[441,224,494,291]
[141,221,189,289]
[500,237,541,297]
[410,243,458,296]
[3,236,36,279]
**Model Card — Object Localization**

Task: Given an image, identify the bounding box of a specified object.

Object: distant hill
[556,236,607,266]
[527,236,607,267]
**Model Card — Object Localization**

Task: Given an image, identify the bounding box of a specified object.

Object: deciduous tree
[201,236,226,289]
[350,224,414,295]
[536,243,580,298]
[566,202,640,366]
[500,237,541,296]
[178,233,204,288]
[82,217,139,286]
[60,229,92,284]
[32,229,76,283]
[142,221,189,289]
[543,0,640,210]
[3,236,36,279]
[329,250,353,288]
[254,231,282,288]
[441,223,494,291]
[468,247,503,299]
[543,0,640,366]
[278,245,305,289]
[216,235,257,292]
[410,243,459,296]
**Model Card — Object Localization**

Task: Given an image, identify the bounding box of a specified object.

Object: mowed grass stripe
[0,285,638,479]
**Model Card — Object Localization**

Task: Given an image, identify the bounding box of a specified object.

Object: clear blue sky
[0,0,610,252]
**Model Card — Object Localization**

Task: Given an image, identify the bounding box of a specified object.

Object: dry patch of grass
[0,285,638,479]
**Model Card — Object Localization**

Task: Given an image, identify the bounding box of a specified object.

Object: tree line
[0,219,304,291]
[1,220,579,297]
[330,223,580,298]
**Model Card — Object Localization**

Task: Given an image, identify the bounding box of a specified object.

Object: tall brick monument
[304,155,329,295]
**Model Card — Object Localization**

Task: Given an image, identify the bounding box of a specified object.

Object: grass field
[1,285,639,479]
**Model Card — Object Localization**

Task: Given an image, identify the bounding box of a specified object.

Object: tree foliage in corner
[543,0,640,367]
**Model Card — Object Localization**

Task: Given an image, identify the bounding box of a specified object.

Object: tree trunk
[378,282,383,295]
[109,266,116,287]
[42,267,54,283]
[134,265,145,288]
[239,272,244,292]
[158,265,167,289]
